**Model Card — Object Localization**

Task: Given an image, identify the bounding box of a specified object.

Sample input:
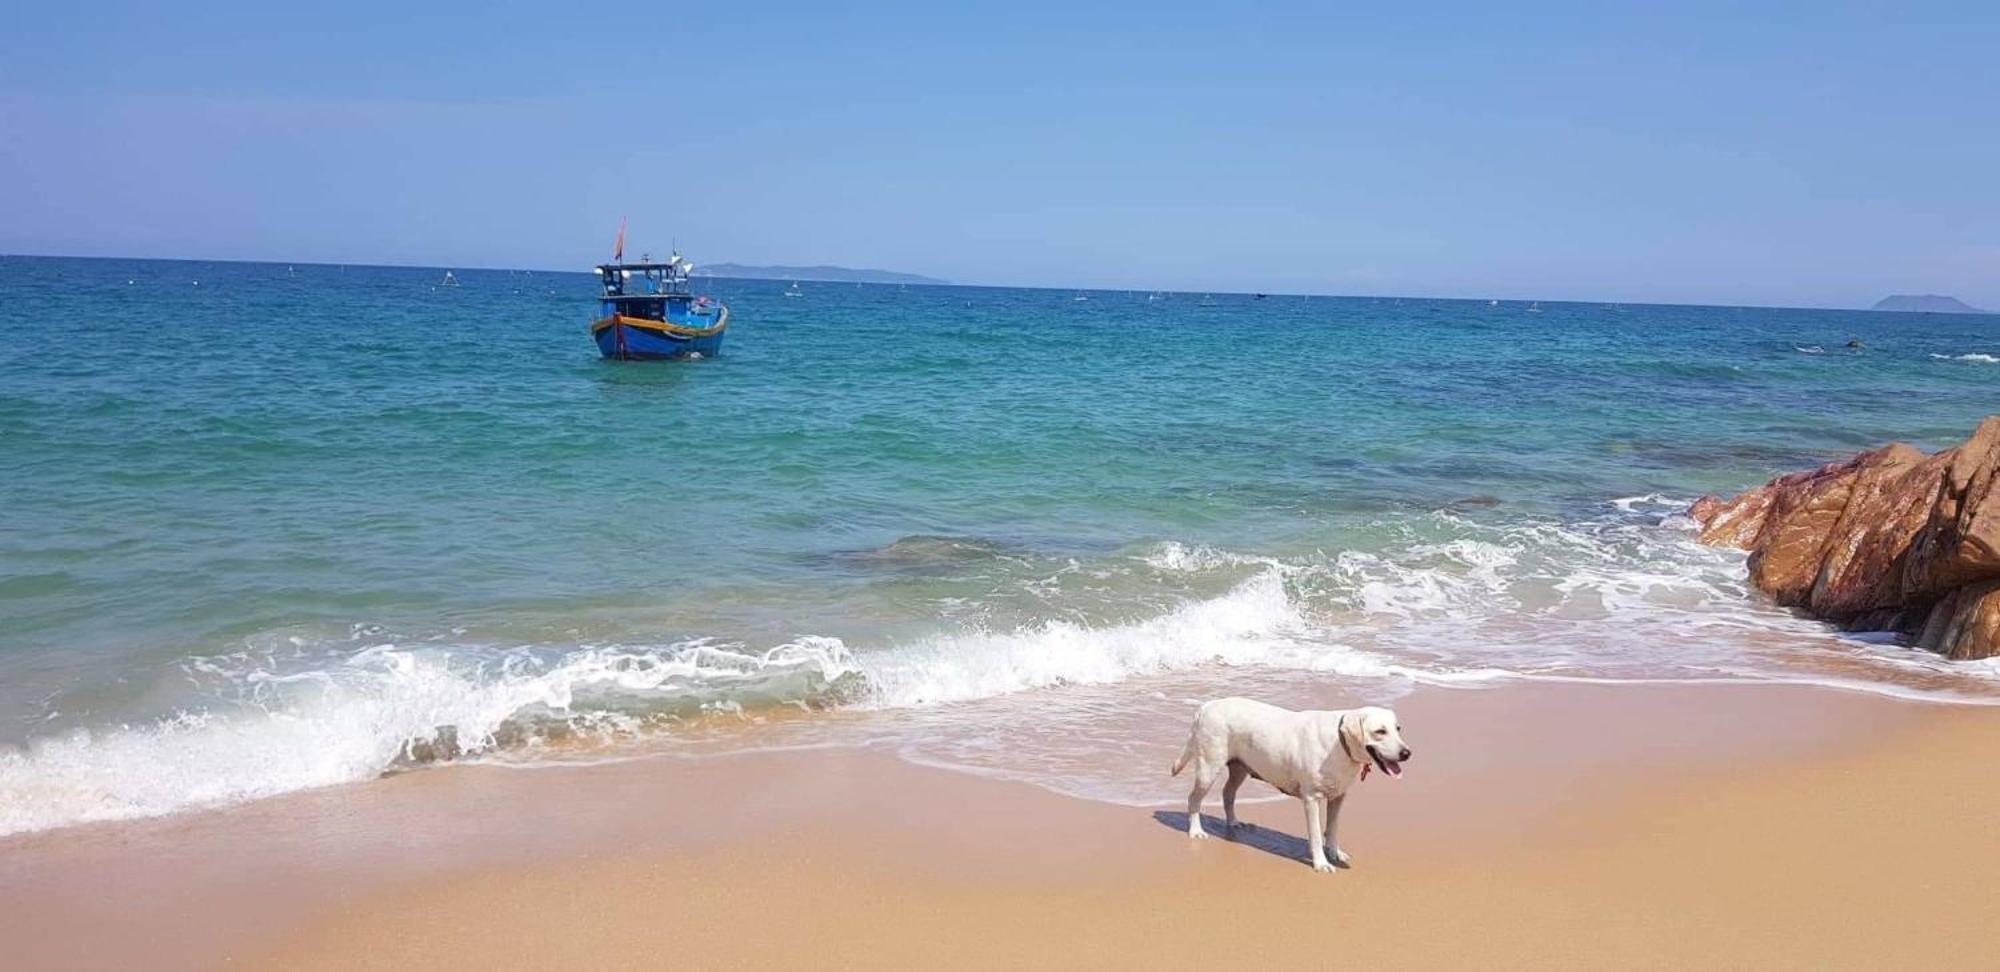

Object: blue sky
[3,1,1995,307]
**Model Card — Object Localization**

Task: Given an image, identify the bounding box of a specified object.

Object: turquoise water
[3,255,1998,832]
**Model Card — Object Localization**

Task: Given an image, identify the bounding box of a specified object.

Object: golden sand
[5,683,1997,969]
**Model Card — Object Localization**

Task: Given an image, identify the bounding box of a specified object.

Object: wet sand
[5,681,1999,969]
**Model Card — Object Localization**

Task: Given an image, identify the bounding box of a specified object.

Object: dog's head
[1344,706,1412,778]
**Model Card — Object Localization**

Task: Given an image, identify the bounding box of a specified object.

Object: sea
[3,255,1998,836]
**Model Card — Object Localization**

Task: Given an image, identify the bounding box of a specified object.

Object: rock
[1805,443,1934,616]
[1745,459,1861,607]
[1692,487,1775,548]
[1918,580,2000,660]
[1690,418,2000,659]
[1905,418,2000,595]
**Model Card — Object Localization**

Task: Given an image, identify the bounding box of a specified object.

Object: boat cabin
[595,253,709,321]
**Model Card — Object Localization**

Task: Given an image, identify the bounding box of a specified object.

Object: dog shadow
[1151,811,1341,869]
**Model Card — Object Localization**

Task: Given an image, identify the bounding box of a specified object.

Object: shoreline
[6,679,1998,968]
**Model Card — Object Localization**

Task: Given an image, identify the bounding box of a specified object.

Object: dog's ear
[1341,709,1369,751]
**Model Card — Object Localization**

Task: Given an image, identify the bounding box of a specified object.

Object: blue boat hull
[591,306,729,361]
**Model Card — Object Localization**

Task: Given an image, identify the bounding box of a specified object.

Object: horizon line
[3,250,1987,317]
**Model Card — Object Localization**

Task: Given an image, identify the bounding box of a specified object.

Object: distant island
[695,264,948,285]
[1872,294,1986,314]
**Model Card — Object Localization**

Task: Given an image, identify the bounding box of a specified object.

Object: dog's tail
[1170,733,1197,777]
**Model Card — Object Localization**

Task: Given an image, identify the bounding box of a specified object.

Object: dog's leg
[1221,761,1250,833]
[1324,793,1349,866]
[1303,795,1334,872]
[1185,762,1220,839]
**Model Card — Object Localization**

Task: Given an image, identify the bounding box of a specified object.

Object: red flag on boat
[613,218,627,261]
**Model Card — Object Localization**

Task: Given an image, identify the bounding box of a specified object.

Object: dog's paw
[1333,849,1352,866]
[1187,828,1208,840]
[1311,858,1336,873]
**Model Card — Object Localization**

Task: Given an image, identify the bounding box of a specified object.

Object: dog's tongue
[1384,761,1404,779]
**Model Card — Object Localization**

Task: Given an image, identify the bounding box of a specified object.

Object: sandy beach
[3,681,1996,969]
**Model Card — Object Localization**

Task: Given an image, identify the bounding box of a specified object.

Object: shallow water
[3,255,1998,833]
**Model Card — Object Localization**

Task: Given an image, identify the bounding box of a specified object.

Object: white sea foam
[1794,345,1825,355]
[0,639,856,836]
[854,570,1397,710]
[1931,352,2000,363]
[1140,540,1281,573]
[1610,493,1696,513]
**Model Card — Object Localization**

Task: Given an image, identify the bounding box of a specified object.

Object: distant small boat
[1199,294,1217,306]
[1253,293,1269,300]
[1488,299,1499,306]
[785,282,803,298]
[1073,293,1089,302]
[441,270,460,287]
[591,229,728,361]
[1528,301,1542,313]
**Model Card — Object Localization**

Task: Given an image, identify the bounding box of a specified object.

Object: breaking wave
[1931,352,2000,363]
[0,638,859,836]
[7,498,1999,836]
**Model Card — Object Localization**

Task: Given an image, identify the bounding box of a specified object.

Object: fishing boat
[591,226,728,360]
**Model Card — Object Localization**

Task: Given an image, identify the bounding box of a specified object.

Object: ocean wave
[1140,540,1283,573]
[1,571,1388,836]
[0,638,858,836]
[1609,493,1696,513]
[1931,352,2000,363]
[8,499,2000,836]
[854,571,1396,709]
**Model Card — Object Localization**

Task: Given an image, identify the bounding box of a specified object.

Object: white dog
[1170,698,1411,872]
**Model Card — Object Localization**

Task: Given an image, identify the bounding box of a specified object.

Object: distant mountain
[695,263,948,285]
[1872,294,1986,314]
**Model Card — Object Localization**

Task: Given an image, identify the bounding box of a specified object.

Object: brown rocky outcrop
[1689,417,2000,659]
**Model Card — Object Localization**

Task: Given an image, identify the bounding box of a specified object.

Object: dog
[1170,698,1411,872]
